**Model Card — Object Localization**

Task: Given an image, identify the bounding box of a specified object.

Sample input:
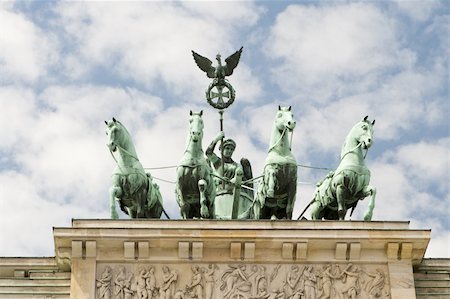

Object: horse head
[105,117,121,152]
[275,106,296,132]
[189,110,204,143]
[105,117,134,153]
[350,116,375,150]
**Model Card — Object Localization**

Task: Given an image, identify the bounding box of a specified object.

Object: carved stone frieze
[96,263,390,299]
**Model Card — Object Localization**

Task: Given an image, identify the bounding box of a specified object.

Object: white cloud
[0,84,165,215]
[382,138,450,189]
[265,3,411,103]
[395,0,443,22]
[0,171,104,256]
[0,6,57,84]
[0,87,38,149]
[53,2,263,100]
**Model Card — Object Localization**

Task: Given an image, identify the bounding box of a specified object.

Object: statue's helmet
[220,139,236,150]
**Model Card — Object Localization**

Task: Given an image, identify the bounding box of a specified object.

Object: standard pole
[219,110,225,189]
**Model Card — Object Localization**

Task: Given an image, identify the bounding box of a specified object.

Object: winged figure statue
[192,47,243,83]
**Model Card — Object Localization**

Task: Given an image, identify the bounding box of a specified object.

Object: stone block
[244,242,255,260]
[282,243,294,260]
[192,242,203,260]
[85,241,96,258]
[349,243,361,260]
[335,243,347,260]
[296,242,308,260]
[230,242,241,259]
[138,242,149,259]
[178,242,190,259]
[387,243,400,260]
[124,242,135,259]
[401,243,413,260]
[14,270,26,278]
[72,241,83,259]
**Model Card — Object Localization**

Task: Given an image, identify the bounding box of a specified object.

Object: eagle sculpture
[192,47,243,82]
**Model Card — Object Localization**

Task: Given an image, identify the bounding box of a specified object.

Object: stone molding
[52,220,430,299]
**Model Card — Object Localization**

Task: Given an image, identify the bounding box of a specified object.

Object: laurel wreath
[205,80,236,110]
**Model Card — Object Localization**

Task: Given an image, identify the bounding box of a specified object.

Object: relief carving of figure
[114,266,128,299]
[363,268,386,298]
[249,265,267,297]
[333,264,361,299]
[160,266,178,299]
[284,265,301,298]
[303,266,317,299]
[202,264,218,299]
[318,264,337,299]
[185,265,203,299]
[136,268,149,299]
[220,264,252,298]
[123,276,134,299]
[97,266,113,299]
[250,277,270,299]
[146,267,157,299]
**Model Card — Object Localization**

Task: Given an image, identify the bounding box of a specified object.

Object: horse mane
[113,121,138,158]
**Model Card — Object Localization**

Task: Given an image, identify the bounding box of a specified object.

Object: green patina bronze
[175,111,216,219]
[254,106,298,220]
[309,116,376,221]
[192,47,242,110]
[206,132,254,219]
[105,118,167,219]
[104,48,379,223]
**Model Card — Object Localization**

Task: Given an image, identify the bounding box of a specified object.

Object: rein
[340,142,369,161]
[114,143,140,161]
[109,143,146,180]
[269,126,294,152]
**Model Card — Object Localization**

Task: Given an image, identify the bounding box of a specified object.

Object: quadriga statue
[254,106,298,219]
[105,118,168,219]
[206,132,254,219]
[310,116,376,220]
[175,111,216,219]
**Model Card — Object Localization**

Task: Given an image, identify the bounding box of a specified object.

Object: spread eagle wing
[192,50,216,78]
[224,46,243,76]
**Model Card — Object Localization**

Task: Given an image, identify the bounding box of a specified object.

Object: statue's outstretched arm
[206,132,224,167]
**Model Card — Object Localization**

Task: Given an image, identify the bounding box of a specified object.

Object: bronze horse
[175,111,216,219]
[106,118,167,219]
[309,116,376,220]
[254,106,297,219]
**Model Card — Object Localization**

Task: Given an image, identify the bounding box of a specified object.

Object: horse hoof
[200,207,209,219]
[111,211,119,220]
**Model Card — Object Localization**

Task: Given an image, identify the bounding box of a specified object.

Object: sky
[0,1,448,258]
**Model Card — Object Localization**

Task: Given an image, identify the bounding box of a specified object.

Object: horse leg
[310,198,323,220]
[336,185,349,220]
[198,179,210,218]
[362,185,376,221]
[286,175,297,219]
[265,166,276,198]
[128,207,136,218]
[109,183,121,220]
[176,167,188,219]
